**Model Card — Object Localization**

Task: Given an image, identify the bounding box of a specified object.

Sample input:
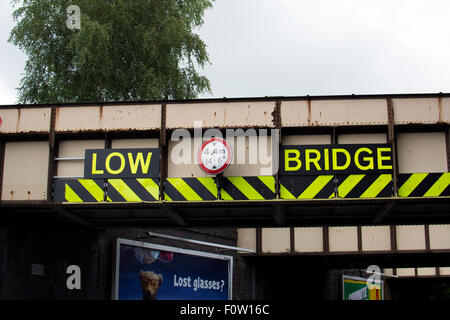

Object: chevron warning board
[220,176,275,200]
[107,178,159,202]
[337,174,392,198]
[54,178,159,202]
[164,177,218,201]
[398,172,450,197]
[280,175,335,199]
[54,179,105,202]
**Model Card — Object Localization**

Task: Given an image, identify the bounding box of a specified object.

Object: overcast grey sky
[1,0,450,104]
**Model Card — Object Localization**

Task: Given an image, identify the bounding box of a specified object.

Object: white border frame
[112,238,233,300]
[342,275,384,300]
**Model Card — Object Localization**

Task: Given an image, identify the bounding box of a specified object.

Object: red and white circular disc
[198,137,232,175]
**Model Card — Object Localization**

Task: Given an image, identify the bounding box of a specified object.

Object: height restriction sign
[198,137,232,175]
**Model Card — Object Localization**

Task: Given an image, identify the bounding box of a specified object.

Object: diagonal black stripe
[106,181,127,202]
[123,179,158,201]
[339,175,377,198]
[53,180,67,202]
[280,175,326,198]
[183,178,217,200]
[441,182,450,196]
[409,173,444,197]
[377,177,393,197]
[70,180,101,202]
[336,174,350,197]
[164,180,188,201]
[397,173,411,189]
[244,176,275,200]
[314,177,336,199]
[279,176,318,198]
[343,175,393,198]
[222,178,248,200]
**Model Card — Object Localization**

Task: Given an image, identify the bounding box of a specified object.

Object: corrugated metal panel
[2,141,49,200]
[56,106,101,132]
[396,225,426,250]
[417,268,436,276]
[393,98,440,124]
[361,226,391,251]
[282,99,388,126]
[111,139,159,149]
[397,132,447,173]
[442,98,450,122]
[0,109,18,133]
[57,140,104,177]
[439,267,450,276]
[338,133,387,144]
[166,102,276,129]
[429,224,450,250]
[294,227,323,252]
[0,108,51,133]
[55,105,161,132]
[237,228,257,253]
[280,101,310,126]
[310,99,388,126]
[396,268,416,276]
[328,226,358,252]
[101,104,161,130]
[261,228,290,253]
[1,96,448,134]
[282,134,331,145]
[235,224,447,256]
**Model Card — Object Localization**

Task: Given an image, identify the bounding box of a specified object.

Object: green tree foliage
[9,0,213,103]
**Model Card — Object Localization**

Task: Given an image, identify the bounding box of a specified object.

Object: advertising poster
[113,238,232,300]
[343,275,383,300]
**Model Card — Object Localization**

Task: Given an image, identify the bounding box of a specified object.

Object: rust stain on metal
[272,100,281,128]
[16,108,21,132]
[10,190,14,201]
[438,97,442,122]
[307,100,311,125]
[55,107,60,127]
[99,105,104,120]
[271,109,276,126]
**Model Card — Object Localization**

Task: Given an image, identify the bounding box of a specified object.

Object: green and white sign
[343,275,383,300]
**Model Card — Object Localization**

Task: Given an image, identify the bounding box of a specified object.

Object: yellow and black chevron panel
[107,178,160,202]
[164,177,218,201]
[279,175,335,199]
[398,172,450,197]
[220,176,275,200]
[54,179,105,202]
[337,174,392,198]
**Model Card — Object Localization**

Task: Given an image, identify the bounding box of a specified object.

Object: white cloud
[1,0,450,104]
[198,0,450,97]
[0,1,26,105]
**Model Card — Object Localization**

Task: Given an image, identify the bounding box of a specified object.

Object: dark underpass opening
[248,256,450,300]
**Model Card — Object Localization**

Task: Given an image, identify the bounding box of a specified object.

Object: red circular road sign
[198,137,232,175]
